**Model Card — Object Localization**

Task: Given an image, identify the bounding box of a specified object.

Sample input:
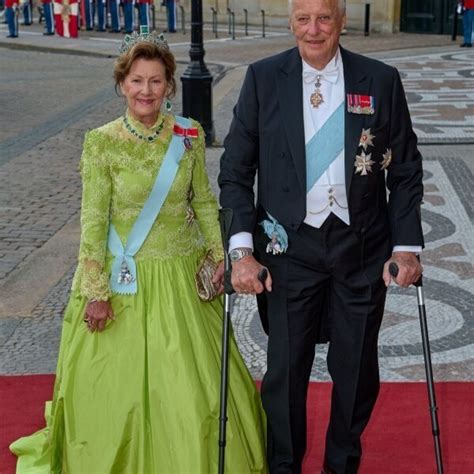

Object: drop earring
[165,99,172,112]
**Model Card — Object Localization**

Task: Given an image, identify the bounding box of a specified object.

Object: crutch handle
[224,266,268,295]
[258,268,268,284]
[218,208,268,295]
[388,262,399,278]
[223,270,235,295]
[388,261,423,287]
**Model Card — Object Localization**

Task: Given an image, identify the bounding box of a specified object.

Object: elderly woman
[10,29,267,473]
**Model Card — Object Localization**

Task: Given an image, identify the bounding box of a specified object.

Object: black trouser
[257,214,389,474]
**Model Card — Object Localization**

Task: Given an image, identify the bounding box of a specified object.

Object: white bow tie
[303,67,339,85]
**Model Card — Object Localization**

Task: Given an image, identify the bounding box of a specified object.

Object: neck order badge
[310,75,324,108]
[303,66,340,109]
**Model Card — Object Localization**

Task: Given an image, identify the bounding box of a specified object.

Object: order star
[359,128,375,150]
[355,151,375,175]
[381,148,392,170]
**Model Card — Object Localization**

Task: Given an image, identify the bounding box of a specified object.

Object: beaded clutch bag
[195,250,219,302]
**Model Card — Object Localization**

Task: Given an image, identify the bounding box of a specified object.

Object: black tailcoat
[219,46,423,249]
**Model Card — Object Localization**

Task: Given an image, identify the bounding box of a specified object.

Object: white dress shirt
[302,49,349,229]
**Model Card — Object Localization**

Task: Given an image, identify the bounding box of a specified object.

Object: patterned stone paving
[385,50,474,144]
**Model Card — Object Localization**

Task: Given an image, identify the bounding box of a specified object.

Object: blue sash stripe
[305,102,345,192]
[109,225,138,294]
[108,115,192,294]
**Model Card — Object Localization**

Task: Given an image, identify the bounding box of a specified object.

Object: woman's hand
[84,300,115,333]
[212,260,225,295]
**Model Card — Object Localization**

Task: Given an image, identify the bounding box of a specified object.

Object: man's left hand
[383,252,423,288]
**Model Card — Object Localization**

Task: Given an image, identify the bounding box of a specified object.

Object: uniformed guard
[122,0,134,33]
[95,0,106,31]
[5,0,19,37]
[83,0,94,30]
[42,0,55,34]
[136,0,150,29]
[20,0,32,24]
[165,0,176,33]
[108,0,121,32]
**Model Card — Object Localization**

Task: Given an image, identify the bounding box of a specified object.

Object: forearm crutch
[217,208,267,474]
[389,262,444,474]
[217,208,234,474]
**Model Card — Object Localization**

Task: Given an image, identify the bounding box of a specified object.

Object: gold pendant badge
[310,91,324,108]
[310,75,324,108]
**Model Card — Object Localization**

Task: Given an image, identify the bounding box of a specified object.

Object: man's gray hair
[288,0,346,16]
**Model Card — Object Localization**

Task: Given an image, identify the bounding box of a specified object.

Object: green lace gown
[10,113,267,473]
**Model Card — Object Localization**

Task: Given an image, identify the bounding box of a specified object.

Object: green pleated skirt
[10,252,267,473]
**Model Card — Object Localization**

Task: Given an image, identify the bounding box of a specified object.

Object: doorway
[400,0,462,34]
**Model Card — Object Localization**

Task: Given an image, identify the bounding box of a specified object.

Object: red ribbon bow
[173,124,199,138]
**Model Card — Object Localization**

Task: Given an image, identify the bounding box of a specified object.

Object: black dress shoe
[7,34,19,38]
[460,43,472,47]
[43,31,54,35]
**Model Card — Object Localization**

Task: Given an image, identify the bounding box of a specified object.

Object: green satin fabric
[10,252,267,473]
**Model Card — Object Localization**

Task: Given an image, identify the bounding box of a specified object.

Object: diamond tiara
[120,26,169,55]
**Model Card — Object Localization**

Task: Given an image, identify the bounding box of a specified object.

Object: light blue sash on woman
[108,115,194,295]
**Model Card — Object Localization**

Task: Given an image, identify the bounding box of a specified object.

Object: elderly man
[218,0,424,472]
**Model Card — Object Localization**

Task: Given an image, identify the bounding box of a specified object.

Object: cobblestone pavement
[385,50,474,144]
[0,30,473,383]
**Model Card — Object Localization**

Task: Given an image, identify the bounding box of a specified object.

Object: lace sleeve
[191,123,224,262]
[76,130,112,301]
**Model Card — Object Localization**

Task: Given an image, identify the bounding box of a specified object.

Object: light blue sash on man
[260,103,345,255]
[108,115,193,295]
[305,102,345,192]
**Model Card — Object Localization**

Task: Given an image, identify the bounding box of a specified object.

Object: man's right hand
[231,255,272,294]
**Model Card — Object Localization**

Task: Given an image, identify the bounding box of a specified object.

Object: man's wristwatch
[229,247,253,262]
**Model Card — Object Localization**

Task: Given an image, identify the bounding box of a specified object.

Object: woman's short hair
[114,42,177,98]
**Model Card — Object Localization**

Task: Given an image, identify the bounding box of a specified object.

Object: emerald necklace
[123,115,165,142]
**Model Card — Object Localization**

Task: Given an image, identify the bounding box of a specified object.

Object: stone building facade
[178,0,402,33]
